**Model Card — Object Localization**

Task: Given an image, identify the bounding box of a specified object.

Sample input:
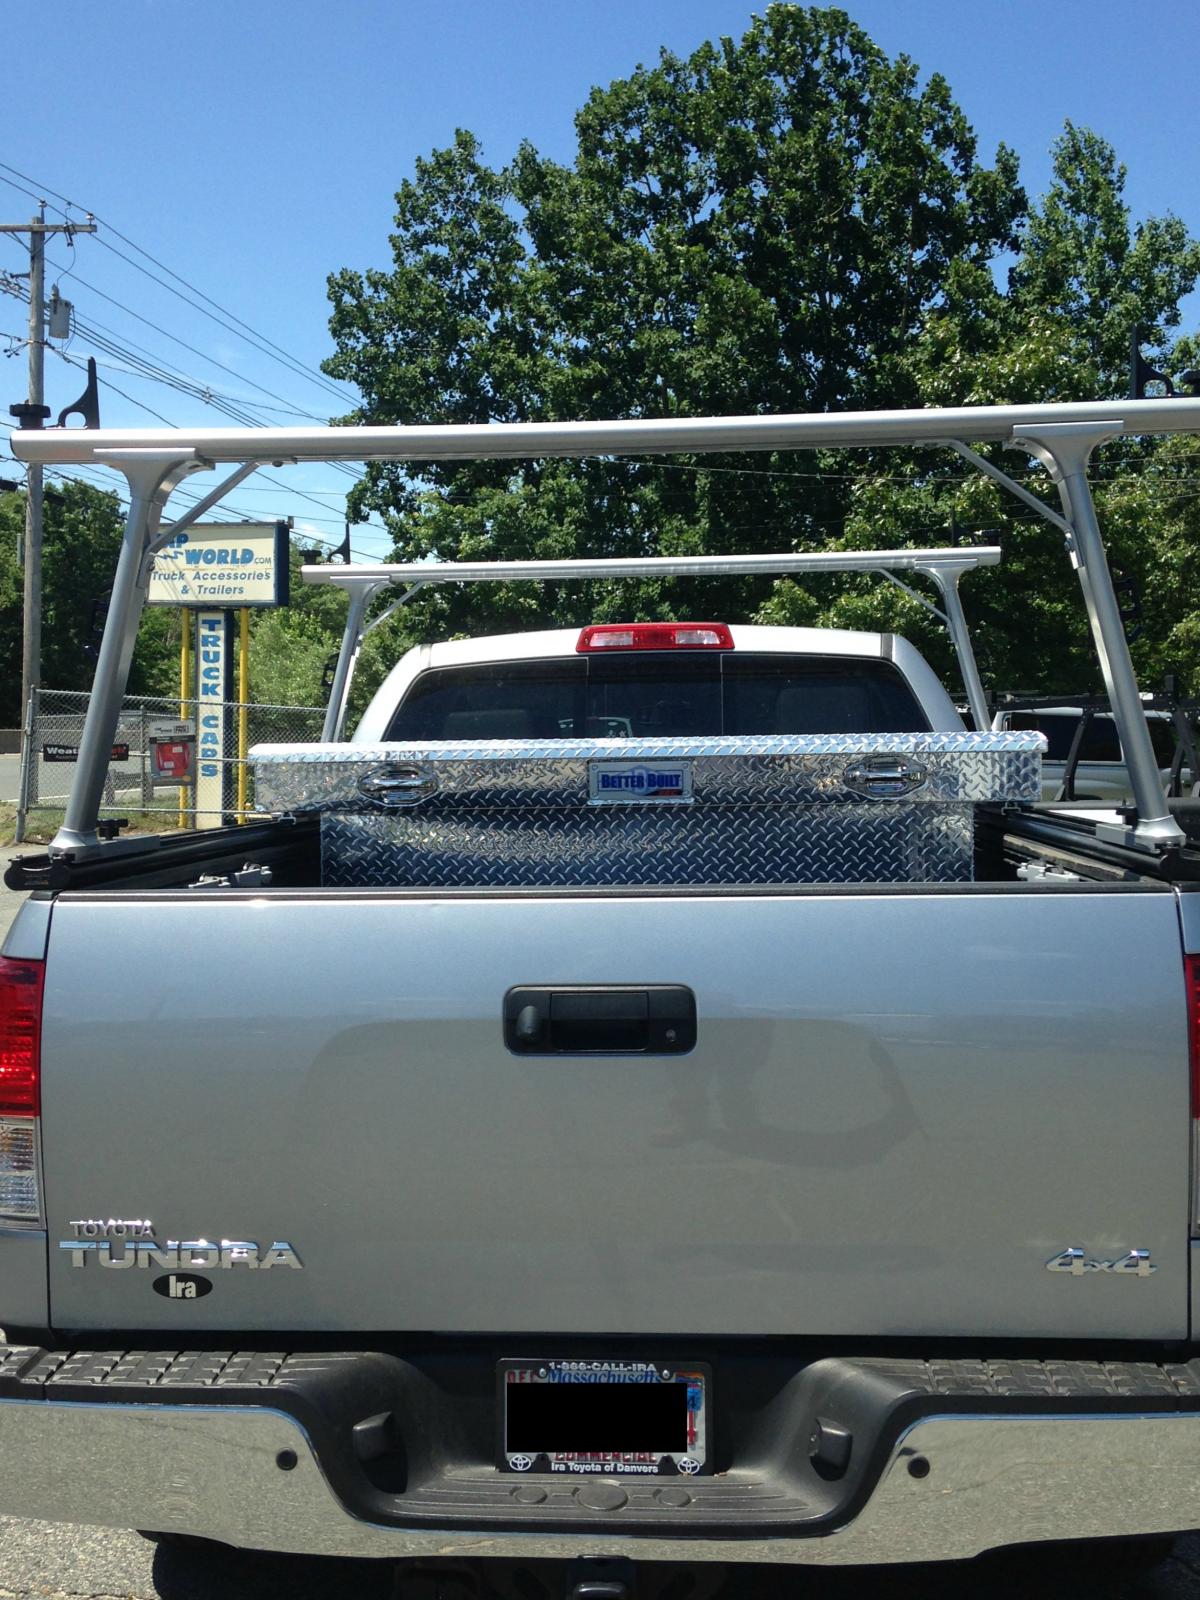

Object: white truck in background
[992,696,1196,803]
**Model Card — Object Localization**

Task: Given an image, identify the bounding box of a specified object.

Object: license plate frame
[497,1358,711,1477]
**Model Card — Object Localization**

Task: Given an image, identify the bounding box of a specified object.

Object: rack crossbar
[301,548,1000,589]
[11,396,1200,467]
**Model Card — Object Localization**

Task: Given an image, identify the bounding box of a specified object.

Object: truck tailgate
[40,886,1189,1337]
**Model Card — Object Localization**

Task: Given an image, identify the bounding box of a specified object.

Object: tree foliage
[0,485,337,721]
[1010,123,1200,396]
[247,545,396,715]
[320,5,1200,712]
[325,10,1021,642]
[0,480,179,724]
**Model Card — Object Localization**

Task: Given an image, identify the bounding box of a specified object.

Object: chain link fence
[15,687,324,840]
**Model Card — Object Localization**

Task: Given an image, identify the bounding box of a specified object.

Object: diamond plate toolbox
[250,733,1043,887]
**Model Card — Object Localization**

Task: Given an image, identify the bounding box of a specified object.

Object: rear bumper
[4,1348,1200,1565]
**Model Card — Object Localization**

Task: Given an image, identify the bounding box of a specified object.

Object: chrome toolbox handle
[356,764,438,806]
[842,757,929,798]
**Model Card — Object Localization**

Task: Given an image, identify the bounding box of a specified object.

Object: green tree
[0,480,178,724]
[247,545,417,718]
[1010,122,1200,397]
[325,5,1024,655]
[791,121,1200,699]
[323,7,1200,708]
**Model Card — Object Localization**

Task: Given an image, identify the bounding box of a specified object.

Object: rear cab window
[384,653,931,740]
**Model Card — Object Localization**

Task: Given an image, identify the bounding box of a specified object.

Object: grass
[0,804,184,849]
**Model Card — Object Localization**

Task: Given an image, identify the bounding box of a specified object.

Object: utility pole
[1,207,96,762]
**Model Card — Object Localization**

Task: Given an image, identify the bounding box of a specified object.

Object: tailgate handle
[357,764,438,806]
[504,986,696,1054]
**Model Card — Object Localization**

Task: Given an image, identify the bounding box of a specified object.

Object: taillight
[576,622,734,653]
[0,957,41,1116]
[0,956,44,1224]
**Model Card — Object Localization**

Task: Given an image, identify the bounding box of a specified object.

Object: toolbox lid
[251,731,1044,814]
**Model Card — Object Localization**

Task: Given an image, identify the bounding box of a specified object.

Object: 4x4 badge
[1046,1248,1156,1277]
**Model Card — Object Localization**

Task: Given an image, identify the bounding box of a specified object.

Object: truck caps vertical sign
[195,611,233,827]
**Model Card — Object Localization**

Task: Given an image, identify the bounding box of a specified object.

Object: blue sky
[0,0,1197,559]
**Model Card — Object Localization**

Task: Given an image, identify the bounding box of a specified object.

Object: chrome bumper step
[3,1347,1200,1563]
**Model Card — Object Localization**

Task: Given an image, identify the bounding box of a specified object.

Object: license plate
[498,1358,710,1476]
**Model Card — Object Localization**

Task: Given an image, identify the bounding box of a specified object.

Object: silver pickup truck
[6,399,1200,1587]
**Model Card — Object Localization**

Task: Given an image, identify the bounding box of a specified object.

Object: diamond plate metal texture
[252,733,1044,813]
[320,803,976,886]
[851,1357,1200,1401]
[250,733,1041,887]
[10,1345,1200,1402]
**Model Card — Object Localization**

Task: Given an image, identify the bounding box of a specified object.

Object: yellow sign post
[237,608,250,821]
[178,617,191,827]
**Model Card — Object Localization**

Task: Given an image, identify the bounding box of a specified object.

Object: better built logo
[588,759,693,803]
[599,767,684,796]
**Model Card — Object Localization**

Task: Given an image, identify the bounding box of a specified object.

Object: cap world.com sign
[148,522,289,608]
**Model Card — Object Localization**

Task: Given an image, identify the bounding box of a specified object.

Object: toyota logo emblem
[509,1454,534,1472]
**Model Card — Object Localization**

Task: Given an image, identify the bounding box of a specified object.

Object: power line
[40,465,380,559]
[61,342,260,427]
[66,303,311,416]
[14,247,368,484]
[208,484,397,498]
[0,161,358,410]
[0,235,342,428]
[0,255,370,505]
[0,170,44,209]
[66,309,303,420]
[91,230,358,409]
[0,242,333,422]
[31,439,384,548]
[26,454,388,540]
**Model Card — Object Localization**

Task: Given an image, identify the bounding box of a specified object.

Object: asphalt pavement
[2,1522,1200,1600]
